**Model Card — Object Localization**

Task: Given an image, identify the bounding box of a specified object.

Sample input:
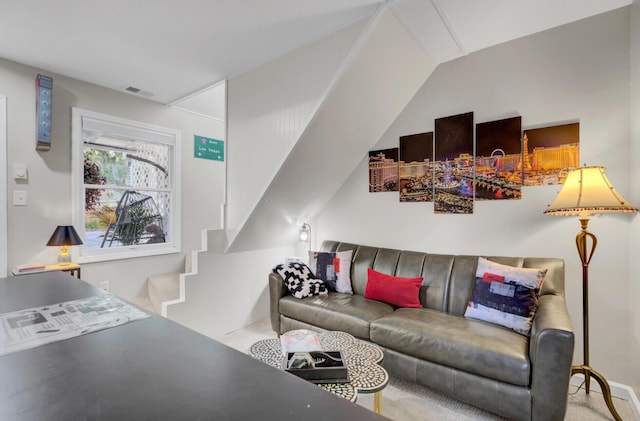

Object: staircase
[131,8,437,335]
[130,295,156,313]
[131,272,180,314]
[225,6,437,252]
[132,253,191,315]
[147,271,181,313]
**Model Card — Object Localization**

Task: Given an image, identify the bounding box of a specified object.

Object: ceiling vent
[124,86,154,98]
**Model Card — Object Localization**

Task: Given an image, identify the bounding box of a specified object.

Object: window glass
[72,109,180,262]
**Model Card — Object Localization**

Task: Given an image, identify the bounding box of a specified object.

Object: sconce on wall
[299,223,310,243]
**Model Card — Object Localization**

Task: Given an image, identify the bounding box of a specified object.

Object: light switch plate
[13,164,27,180]
[13,190,27,206]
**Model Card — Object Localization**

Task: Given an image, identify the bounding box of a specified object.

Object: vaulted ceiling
[0,0,631,119]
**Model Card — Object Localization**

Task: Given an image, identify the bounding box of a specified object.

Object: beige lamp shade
[544,166,637,217]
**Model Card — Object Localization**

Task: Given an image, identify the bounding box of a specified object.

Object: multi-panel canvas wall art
[368,148,399,192]
[434,112,474,214]
[475,116,522,200]
[399,132,433,202]
[522,122,579,186]
[368,110,580,214]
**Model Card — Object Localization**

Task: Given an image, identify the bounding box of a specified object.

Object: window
[0,96,6,276]
[72,108,181,263]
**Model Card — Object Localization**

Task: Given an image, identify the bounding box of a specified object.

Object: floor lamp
[544,166,637,421]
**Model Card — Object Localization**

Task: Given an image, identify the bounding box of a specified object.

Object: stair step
[147,272,181,314]
[130,296,157,314]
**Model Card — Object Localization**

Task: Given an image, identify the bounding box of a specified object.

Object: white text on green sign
[194,136,224,162]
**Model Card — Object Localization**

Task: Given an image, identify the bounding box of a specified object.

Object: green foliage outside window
[84,149,128,186]
[84,157,106,211]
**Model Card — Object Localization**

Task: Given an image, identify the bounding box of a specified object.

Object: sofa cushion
[465,257,546,336]
[308,250,353,294]
[279,293,395,340]
[364,268,422,308]
[370,308,531,386]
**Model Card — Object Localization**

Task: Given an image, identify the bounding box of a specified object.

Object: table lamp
[46,225,83,265]
[544,165,637,421]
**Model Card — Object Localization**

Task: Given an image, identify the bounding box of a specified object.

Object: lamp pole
[570,216,621,421]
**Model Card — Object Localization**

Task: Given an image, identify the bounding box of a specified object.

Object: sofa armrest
[268,272,289,334]
[529,293,575,421]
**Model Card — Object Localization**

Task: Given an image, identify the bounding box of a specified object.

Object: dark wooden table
[0,272,387,421]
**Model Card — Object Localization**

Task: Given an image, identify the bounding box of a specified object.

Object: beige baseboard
[570,375,640,420]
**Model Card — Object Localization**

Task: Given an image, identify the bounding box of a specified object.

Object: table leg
[373,391,382,414]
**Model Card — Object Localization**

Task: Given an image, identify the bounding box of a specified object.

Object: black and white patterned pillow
[273,262,328,299]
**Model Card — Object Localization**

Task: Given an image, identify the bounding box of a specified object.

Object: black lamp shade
[46,225,83,247]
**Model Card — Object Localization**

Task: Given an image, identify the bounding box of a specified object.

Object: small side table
[12,263,81,279]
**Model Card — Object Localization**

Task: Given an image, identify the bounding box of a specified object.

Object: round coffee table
[250,330,389,414]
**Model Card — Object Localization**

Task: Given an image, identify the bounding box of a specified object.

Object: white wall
[170,10,436,337]
[0,96,6,277]
[629,0,640,397]
[166,232,293,339]
[0,58,225,299]
[226,19,366,244]
[316,7,639,390]
[227,9,437,252]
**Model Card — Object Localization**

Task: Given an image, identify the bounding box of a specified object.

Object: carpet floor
[218,319,637,421]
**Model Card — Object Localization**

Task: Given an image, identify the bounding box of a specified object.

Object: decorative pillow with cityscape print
[464,257,547,336]
[308,250,353,294]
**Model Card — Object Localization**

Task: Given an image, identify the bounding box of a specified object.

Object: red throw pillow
[364,268,423,308]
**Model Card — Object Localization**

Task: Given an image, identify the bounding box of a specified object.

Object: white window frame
[0,96,7,276]
[71,108,181,263]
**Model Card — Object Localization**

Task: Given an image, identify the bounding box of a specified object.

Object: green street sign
[194,135,224,161]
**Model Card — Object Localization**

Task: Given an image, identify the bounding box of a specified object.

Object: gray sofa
[269,241,575,421]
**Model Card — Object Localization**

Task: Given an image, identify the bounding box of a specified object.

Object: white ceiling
[0,0,631,120]
[393,0,631,62]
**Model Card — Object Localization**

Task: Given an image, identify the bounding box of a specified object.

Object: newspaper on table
[0,294,149,357]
